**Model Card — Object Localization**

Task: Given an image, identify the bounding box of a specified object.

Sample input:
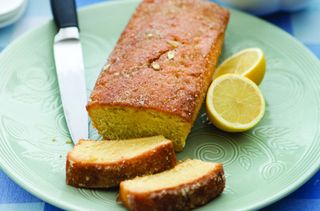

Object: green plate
[1,1,320,210]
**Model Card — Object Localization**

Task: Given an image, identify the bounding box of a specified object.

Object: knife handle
[50,0,79,30]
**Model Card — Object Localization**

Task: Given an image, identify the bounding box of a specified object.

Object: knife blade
[51,0,88,144]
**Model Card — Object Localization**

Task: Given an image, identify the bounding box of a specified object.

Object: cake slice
[66,136,176,188]
[87,0,230,151]
[119,159,225,211]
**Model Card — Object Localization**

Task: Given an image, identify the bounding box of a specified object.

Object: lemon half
[213,48,266,85]
[206,74,265,132]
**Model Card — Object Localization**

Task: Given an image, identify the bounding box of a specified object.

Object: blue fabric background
[0,0,320,210]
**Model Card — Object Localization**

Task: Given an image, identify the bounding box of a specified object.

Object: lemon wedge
[213,48,266,85]
[206,74,265,132]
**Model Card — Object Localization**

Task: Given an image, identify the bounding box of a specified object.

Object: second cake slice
[119,159,225,210]
[66,136,176,188]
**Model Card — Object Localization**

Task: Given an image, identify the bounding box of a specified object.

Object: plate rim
[0,0,320,210]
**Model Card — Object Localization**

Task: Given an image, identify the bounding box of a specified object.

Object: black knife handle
[50,0,79,29]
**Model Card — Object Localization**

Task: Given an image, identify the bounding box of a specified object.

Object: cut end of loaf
[87,105,191,151]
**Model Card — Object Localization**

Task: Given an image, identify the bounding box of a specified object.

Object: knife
[51,0,88,144]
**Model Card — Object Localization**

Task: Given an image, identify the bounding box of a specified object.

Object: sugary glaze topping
[88,0,229,121]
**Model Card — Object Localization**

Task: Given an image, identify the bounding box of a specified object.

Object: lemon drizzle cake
[87,0,230,151]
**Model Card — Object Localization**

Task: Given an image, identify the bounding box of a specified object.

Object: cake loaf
[119,159,225,211]
[87,0,230,151]
[66,136,176,188]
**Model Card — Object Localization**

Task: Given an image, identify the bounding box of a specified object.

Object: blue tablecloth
[0,0,320,210]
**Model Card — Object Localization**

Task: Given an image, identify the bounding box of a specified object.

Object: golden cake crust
[87,0,230,122]
[66,138,176,188]
[118,162,225,211]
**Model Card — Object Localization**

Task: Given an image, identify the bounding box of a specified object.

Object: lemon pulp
[213,48,266,85]
[206,74,265,132]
